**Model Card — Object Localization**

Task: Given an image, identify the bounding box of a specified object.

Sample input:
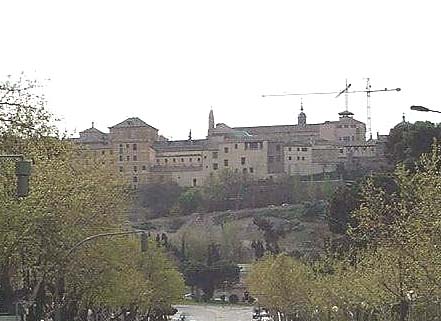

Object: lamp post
[410,105,441,114]
[0,154,32,197]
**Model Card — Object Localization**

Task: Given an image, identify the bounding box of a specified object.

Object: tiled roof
[109,117,157,130]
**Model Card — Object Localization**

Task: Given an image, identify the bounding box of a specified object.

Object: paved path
[174,304,253,321]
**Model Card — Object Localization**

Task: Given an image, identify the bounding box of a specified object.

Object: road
[174,304,254,321]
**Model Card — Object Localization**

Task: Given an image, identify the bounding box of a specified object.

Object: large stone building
[75,106,387,187]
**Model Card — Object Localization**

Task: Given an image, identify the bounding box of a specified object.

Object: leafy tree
[247,254,314,318]
[327,184,361,234]
[0,76,184,321]
[203,169,253,211]
[177,188,203,215]
[385,120,441,167]
[136,182,183,217]
[253,217,287,254]
[182,260,239,300]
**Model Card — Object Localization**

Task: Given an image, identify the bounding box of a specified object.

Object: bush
[229,294,239,304]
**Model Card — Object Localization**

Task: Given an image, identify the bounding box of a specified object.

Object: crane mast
[365,78,372,139]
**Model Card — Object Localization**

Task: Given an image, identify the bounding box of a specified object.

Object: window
[276,145,281,152]
[297,147,300,151]
[133,155,137,161]
[245,142,259,150]
[224,159,229,167]
[119,155,123,161]
[259,142,263,149]
[181,158,184,162]
[164,159,168,163]
[212,151,218,159]
[197,158,201,161]
[337,125,342,128]
[189,158,192,162]
[344,125,349,128]
[142,165,147,170]
[297,156,300,160]
[110,150,113,155]
[133,143,137,151]
[133,166,137,172]
[156,159,160,163]
[119,166,123,173]
[288,156,292,160]
[213,163,218,170]
[126,144,130,149]
[173,158,176,163]
[133,176,138,183]
[193,178,197,187]
[204,155,207,159]
[234,144,238,149]
[352,136,355,141]
[276,156,281,162]
[243,168,248,174]
[241,157,246,165]
[119,147,123,154]
[301,147,308,151]
[249,167,254,173]
[126,155,130,161]
[268,156,274,163]
[288,147,292,152]
[302,156,305,160]
[350,125,356,128]
[101,150,105,155]
[224,147,229,153]
[339,149,344,154]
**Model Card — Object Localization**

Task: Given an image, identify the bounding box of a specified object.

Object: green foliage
[0,76,184,320]
[177,188,203,214]
[247,254,314,316]
[385,120,441,167]
[183,260,239,300]
[136,182,183,217]
[248,144,441,320]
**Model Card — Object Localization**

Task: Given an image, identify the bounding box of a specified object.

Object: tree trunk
[0,264,15,314]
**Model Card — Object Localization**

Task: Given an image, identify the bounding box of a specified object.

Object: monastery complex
[75,106,388,187]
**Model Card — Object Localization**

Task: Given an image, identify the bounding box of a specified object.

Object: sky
[1,0,440,140]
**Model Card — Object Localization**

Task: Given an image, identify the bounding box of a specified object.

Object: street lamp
[410,105,441,114]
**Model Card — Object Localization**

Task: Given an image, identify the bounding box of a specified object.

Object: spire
[209,108,214,130]
[188,129,192,141]
[92,121,95,128]
[298,99,306,126]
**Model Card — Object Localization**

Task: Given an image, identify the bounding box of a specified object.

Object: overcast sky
[1,0,440,140]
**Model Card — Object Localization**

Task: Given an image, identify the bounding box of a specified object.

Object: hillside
[134,202,331,262]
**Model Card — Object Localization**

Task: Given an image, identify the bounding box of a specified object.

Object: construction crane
[262,80,401,139]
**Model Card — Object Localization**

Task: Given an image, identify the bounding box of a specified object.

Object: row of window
[119,165,147,173]
[340,136,356,141]
[119,155,138,161]
[156,157,202,164]
[288,156,306,161]
[219,142,264,154]
[337,124,357,128]
[212,162,254,173]
[287,147,308,152]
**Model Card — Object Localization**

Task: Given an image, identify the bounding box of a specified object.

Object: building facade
[75,106,386,187]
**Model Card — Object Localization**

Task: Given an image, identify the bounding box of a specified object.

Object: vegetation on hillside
[247,144,441,321]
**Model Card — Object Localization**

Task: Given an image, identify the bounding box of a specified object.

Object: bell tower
[298,99,306,126]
